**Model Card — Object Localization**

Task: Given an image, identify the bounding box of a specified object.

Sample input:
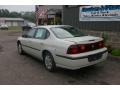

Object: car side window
[35,28,49,39]
[27,28,36,38]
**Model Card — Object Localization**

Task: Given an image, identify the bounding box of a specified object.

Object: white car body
[17,25,108,70]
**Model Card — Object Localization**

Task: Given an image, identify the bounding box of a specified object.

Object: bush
[106,45,113,53]
[111,48,120,56]
[101,32,112,53]
[102,32,108,43]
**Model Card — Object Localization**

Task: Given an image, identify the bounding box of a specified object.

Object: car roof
[34,25,71,29]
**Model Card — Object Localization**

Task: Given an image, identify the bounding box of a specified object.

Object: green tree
[0,9,35,23]
[21,12,36,23]
[9,12,21,17]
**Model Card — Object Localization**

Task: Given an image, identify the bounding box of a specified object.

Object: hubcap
[45,55,52,70]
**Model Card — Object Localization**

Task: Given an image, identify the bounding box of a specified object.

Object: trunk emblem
[91,45,95,49]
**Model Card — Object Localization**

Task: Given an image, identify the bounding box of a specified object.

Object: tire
[44,52,56,72]
[17,42,24,55]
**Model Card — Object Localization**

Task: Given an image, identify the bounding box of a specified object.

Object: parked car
[22,23,35,31]
[22,25,32,31]
[17,25,108,72]
[0,24,8,30]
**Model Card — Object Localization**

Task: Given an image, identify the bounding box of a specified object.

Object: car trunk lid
[63,36,102,44]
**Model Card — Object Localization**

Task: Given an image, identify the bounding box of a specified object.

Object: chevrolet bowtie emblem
[91,45,94,48]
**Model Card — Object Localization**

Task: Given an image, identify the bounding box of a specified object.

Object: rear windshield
[51,26,86,39]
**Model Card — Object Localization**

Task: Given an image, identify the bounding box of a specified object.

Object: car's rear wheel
[17,43,24,55]
[44,52,56,72]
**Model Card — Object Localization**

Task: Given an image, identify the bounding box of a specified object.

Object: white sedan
[17,25,108,72]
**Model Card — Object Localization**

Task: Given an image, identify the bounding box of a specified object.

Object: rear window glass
[51,26,86,39]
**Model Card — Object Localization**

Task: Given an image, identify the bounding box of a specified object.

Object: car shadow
[23,52,105,78]
[57,64,104,77]
[21,52,44,64]
[57,65,109,84]
[18,52,109,84]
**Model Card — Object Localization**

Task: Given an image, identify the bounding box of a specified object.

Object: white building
[0,18,24,26]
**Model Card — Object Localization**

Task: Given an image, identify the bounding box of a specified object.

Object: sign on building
[79,5,120,21]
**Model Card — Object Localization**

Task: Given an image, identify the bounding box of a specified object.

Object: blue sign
[79,5,120,21]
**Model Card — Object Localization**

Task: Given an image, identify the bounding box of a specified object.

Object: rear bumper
[55,48,108,70]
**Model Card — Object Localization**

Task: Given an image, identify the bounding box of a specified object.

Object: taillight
[98,41,104,48]
[67,44,87,54]
[67,45,79,54]
[67,40,104,54]
[79,44,86,53]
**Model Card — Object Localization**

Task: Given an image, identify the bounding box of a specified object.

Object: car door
[21,28,37,54]
[29,28,50,60]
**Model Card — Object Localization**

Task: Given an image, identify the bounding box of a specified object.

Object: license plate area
[88,53,102,62]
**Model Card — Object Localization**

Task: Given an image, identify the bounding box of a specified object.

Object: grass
[9,26,22,30]
[8,26,22,32]
[111,48,120,56]
[8,29,22,33]
[0,26,22,33]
